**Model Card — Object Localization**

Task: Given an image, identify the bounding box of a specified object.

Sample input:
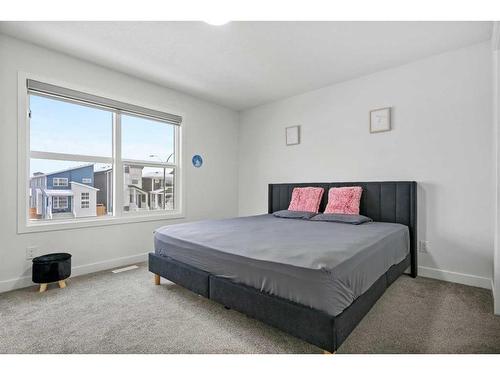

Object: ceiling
[0,21,493,110]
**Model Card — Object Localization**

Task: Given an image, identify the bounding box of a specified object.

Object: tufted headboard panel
[268,181,417,277]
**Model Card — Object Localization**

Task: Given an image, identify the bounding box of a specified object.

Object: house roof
[71,181,100,191]
[31,163,94,179]
[150,187,174,195]
[42,189,74,197]
[128,185,148,194]
[143,170,174,178]
[94,167,112,174]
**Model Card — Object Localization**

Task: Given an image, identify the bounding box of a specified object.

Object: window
[53,178,68,187]
[121,113,177,213]
[122,114,175,163]
[123,165,175,212]
[81,192,90,209]
[53,196,68,209]
[25,79,181,227]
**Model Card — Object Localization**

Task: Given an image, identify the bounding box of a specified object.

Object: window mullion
[174,125,180,212]
[113,112,124,218]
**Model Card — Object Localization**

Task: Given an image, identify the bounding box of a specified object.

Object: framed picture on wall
[370,107,391,133]
[286,125,300,145]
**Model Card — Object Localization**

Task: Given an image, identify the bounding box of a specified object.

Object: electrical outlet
[26,246,38,260]
[419,241,429,253]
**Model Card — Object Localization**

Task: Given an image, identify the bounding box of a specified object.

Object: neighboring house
[32,164,174,218]
[123,165,148,211]
[70,182,99,218]
[149,186,174,210]
[121,165,174,211]
[94,167,113,214]
[30,164,99,220]
[142,170,174,210]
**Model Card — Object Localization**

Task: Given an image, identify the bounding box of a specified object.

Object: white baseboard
[418,265,492,290]
[1,255,493,295]
[0,252,148,294]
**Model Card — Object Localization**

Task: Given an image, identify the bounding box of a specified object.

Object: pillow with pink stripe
[324,186,363,215]
[288,187,324,213]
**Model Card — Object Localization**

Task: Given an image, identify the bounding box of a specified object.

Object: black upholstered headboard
[268,181,417,277]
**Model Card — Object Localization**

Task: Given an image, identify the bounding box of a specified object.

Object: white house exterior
[124,165,149,211]
[71,182,99,218]
[120,165,175,212]
[143,171,174,210]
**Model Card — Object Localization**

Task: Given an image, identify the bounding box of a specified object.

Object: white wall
[238,42,494,289]
[493,25,500,313]
[1,34,495,294]
[0,34,239,292]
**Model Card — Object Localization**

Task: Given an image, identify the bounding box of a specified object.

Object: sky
[29,94,175,176]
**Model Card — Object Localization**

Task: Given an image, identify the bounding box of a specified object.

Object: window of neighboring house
[81,192,90,209]
[53,196,68,209]
[53,177,68,187]
[26,80,181,228]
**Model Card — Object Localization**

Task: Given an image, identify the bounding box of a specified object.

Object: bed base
[149,252,411,353]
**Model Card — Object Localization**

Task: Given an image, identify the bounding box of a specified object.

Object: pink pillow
[288,187,324,213]
[324,187,363,215]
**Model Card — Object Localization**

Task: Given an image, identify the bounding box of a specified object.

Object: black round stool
[32,253,72,293]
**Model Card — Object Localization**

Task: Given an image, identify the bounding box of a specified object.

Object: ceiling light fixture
[204,19,230,26]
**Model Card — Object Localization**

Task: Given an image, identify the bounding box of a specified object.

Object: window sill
[18,211,185,234]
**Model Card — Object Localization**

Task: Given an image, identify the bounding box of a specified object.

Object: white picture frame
[286,125,300,145]
[370,107,391,133]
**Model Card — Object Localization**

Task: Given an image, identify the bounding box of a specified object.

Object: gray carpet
[1,263,499,354]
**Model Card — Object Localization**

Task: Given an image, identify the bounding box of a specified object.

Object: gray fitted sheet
[154,214,409,316]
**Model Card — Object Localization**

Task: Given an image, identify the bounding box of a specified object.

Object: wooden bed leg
[39,283,47,293]
[58,280,67,289]
[154,274,161,285]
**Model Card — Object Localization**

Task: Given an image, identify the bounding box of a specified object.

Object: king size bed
[149,181,417,353]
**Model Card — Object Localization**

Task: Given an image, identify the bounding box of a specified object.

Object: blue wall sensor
[192,154,203,168]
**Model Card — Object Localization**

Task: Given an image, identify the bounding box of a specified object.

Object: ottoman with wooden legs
[32,253,72,292]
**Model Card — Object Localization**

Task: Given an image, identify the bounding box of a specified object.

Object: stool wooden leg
[58,280,67,289]
[323,350,336,354]
[39,283,47,293]
[154,274,160,285]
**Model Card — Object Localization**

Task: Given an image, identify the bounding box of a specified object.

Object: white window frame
[53,196,69,209]
[53,177,68,187]
[82,178,92,184]
[17,72,185,234]
[81,192,90,209]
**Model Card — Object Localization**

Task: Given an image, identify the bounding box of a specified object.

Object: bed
[149,181,417,352]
